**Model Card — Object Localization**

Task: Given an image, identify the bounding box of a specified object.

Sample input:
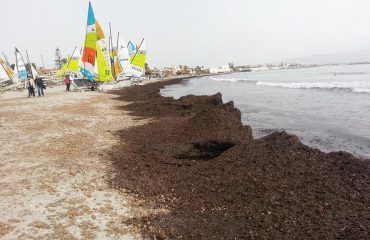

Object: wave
[353,88,370,93]
[209,77,256,83]
[256,81,370,93]
[331,72,366,75]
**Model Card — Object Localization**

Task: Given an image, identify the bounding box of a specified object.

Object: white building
[210,65,232,74]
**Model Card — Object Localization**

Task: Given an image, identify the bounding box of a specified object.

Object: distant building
[37,67,58,79]
[209,65,232,74]
[235,65,251,72]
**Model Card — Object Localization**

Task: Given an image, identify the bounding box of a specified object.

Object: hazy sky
[1,0,370,68]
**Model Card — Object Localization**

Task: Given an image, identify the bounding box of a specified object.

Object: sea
[160,64,370,159]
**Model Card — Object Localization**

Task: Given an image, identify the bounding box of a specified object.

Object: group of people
[27,77,45,97]
[26,74,73,98]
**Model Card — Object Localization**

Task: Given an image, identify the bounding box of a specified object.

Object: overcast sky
[1,0,370,68]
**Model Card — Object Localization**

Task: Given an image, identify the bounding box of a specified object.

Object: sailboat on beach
[57,49,81,78]
[0,57,19,85]
[79,2,97,82]
[67,1,148,90]
[96,20,113,82]
[129,39,147,78]
[15,48,28,81]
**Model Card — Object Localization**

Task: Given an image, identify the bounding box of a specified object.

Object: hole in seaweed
[176,141,234,160]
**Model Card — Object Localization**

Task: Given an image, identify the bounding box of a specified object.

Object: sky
[1,0,370,68]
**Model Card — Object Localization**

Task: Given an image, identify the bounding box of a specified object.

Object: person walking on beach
[28,78,35,97]
[64,75,71,91]
[35,77,45,97]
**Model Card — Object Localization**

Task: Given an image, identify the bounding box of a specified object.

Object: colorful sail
[95,20,113,81]
[130,39,147,77]
[15,48,28,80]
[57,50,81,78]
[79,2,97,81]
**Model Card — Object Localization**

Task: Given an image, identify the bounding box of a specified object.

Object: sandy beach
[1,79,369,239]
[0,86,146,239]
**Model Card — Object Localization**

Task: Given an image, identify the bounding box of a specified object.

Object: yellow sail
[95,20,113,81]
[57,57,80,78]
[130,53,146,69]
[0,58,15,78]
[96,45,113,81]
[111,49,122,77]
[129,39,146,77]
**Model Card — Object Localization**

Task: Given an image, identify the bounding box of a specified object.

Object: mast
[64,46,77,75]
[109,22,116,79]
[116,32,120,58]
[130,38,145,64]
[25,50,35,80]
[40,55,45,69]
[115,32,121,78]
[16,48,29,77]
[14,49,19,75]
[2,52,9,65]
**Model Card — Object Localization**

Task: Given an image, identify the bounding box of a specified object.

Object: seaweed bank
[109,78,369,239]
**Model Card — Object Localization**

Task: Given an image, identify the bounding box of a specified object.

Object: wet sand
[110,78,370,239]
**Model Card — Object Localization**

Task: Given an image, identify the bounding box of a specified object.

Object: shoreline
[161,75,370,160]
[109,77,370,239]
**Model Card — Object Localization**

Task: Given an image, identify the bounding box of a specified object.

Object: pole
[15,49,25,88]
[40,55,45,68]
[2,52,9,65]
[115,32,120,79]
[14,49,19,75]
[64,46,77,76]
[18,49,30,79]
[109,22,116,79]
[130,38,145,64]
[25,50,34,80]
[116,32,120,56]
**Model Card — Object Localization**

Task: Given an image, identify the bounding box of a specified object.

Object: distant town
[3,51,369,86]
[32,61,365,81]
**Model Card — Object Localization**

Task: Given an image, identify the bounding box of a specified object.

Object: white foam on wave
[256,81,370,93]
[209,77,255,82]
[353,88,370,93]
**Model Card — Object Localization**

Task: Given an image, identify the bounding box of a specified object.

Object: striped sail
[95,20,113,81]
[79,2,97,81]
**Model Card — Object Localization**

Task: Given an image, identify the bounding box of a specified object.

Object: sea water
[160,64,370,159]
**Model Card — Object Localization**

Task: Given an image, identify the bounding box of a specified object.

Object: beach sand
[0,86,145,239]
[1,79,369,239]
